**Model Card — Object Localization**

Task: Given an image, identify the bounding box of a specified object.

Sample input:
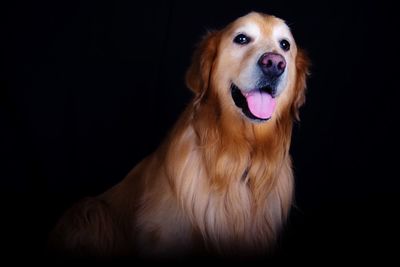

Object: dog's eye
[233,34,251,45]
[279,39,290,51]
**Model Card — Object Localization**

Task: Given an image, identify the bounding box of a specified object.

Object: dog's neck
[189,100,294,197]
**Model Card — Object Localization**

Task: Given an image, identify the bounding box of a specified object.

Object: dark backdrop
[1,0,398,262]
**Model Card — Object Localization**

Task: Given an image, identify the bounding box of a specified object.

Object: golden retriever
[49,12,310,259]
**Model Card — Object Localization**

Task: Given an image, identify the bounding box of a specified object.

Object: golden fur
[49,12,310,259]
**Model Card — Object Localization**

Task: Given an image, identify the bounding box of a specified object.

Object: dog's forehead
[272,22,293,41]
[234,22,261,38]
[230,13,292,39]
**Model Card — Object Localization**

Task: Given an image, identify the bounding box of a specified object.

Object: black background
[1,0,399,262]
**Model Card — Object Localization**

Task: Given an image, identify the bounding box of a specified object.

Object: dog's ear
[186,31,220,95]
[291,48,311,121]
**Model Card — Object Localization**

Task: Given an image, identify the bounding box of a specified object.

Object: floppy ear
[185,31,220,95]
[291,48,311,121]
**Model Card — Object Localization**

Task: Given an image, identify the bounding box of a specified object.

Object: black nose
[258,52,286,78]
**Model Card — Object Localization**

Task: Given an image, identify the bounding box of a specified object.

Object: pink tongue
[245,90,276,119]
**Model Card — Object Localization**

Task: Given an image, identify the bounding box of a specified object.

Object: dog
[49,12,310,260]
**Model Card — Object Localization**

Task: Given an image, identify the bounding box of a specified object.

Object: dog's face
[186,12,309,123]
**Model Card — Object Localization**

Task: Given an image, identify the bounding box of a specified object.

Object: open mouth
[231,83,277,122]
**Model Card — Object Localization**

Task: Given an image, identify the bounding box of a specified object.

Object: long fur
[49,12,310,260]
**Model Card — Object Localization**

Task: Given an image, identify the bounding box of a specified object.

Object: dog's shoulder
[48,197,123,259]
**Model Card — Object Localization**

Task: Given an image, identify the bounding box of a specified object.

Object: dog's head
[186,12,309,123]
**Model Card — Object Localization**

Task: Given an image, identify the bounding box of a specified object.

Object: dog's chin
[231,83,277,123]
